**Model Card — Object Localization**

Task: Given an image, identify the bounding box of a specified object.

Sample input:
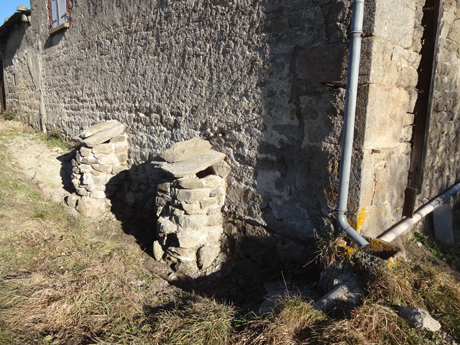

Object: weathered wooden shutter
[51,0,59,28]
[58,0,68,25]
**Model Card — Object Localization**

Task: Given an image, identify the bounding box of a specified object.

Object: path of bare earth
[0,121,71,204]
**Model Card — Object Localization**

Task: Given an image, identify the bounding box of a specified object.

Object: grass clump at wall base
[40,129,68,151]
[0,108,17,121]
[409,232,460,271]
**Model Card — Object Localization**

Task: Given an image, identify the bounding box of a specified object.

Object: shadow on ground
[82,160,322,311]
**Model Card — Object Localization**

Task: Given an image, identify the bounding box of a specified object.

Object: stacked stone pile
[153,138,231,270]
[66,120,129,217]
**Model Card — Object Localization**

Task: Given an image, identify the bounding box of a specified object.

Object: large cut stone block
[82,123,126,147]
[176,229,207,248]
[76,197,107,217]
[371,0,416,49]
[360,37,419,90]
[160,138,212,163]
[160,149,226,178]
[81,120,121,139]
[157,218,178,235]
[356,84,410,150]
[197,243,220,269]
[172,188,211,204]
[92,143,115,154]
[173,215,208,231]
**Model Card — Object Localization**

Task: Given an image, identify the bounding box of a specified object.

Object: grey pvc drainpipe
[379,181,460,243]
[336,0,370,247]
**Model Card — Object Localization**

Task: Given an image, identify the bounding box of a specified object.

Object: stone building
[0,0,458,259]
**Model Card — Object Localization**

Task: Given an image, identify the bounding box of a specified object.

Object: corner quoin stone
[76,197,107,217]
[197,243,221,269]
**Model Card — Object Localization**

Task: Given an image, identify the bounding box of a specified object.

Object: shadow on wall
[105,161,161,256]
[207,3,350,249]
[44,31,66,50]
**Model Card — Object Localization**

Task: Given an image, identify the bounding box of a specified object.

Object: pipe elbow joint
[337,212,370,247]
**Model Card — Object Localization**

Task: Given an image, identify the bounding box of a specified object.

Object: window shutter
[51,0,59,28]
[58,0,68,25]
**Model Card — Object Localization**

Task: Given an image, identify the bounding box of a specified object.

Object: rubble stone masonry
[2,0,460,243]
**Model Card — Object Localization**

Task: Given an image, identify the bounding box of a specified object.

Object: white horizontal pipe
[379,181,460,243]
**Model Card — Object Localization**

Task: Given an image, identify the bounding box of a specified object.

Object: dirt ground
[0,121,71,203]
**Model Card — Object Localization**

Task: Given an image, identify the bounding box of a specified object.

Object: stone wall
[351,0,460,237]
[66,120,130,217]
[0,15,41,128]
[420,0,460,204]
[2,0,357,242]
[3,0,460,243]
[153,139,229,271]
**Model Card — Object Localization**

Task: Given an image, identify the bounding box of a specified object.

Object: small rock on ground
[398,306,441,332]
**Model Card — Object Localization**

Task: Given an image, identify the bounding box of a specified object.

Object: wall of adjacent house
[353,0,460,238]
[2,0,362,250]
[0,16,41,129]
[420,0,460,204]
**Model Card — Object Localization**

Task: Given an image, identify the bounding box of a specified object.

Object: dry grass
[1,122,460,345]
[0,126,169,344]
[150,295,236,344]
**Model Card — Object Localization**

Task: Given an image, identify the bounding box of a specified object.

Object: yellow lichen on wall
[347,207,369,233]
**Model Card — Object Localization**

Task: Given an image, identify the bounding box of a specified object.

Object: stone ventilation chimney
[153,138,231,270]
[66,120,129,217]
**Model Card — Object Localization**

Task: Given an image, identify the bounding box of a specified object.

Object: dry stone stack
[66,120,129,217]
[153,138,230,270]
